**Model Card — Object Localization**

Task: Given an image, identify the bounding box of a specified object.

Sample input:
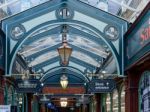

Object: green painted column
[32,97,39,112]
[110,93,113,112]
[101,94,106,112]
[22,95,25,112]
[12,89,15,106]
[118,89,122,112]
[25,94,28,112]
[4,86,8,105]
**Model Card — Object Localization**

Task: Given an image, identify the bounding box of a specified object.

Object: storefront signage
[140,25,150,44]
[127,12,150,59]
[0,105,10,112]
[88,79,116,93]
[15,79,41,93]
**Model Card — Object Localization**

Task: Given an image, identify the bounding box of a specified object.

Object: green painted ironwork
[1,0,127,77]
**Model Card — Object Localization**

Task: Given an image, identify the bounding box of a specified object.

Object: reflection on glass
[106,94,111,112]
[113,89,118,112]
[121,86,125,112]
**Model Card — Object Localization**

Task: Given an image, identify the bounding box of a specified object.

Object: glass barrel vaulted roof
[18,26,108,73]
[0,0,149,22]
[1,0,148,106]
[2,0,129,83]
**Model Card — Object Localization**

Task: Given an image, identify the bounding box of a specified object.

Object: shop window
[106,94,111,112]
[14,91,18,106]
[139,71,150,112]
[121,86,125,112]
[7,87,13,105]
[113,89,119,112]
[4,86,7,105]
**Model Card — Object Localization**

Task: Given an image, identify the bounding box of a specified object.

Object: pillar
[27,94,32,112]
[40,104,46,112]
[125,70,141,112]
[96,93,101,112]
[0,74,4,104]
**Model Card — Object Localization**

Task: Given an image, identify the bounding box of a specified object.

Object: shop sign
[127,13,150,59]
[0,105,11,112]
[88,79,116,93]
[15,79,41,93]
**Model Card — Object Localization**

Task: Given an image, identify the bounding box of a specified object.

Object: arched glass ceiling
[27,50,100,70]
[0,0,149,22]
[16,22,110,74]
[19,33,108,58]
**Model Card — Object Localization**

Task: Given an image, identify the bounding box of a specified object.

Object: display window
[139,71,150,112]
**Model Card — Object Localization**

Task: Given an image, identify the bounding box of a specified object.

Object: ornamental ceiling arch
[1,0,128,84]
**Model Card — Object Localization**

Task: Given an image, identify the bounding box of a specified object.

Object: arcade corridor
[0,0,150,112]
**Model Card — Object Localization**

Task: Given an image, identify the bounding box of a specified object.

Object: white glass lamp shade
[60,75,68,89]
[60,101,68,107]
[60,98,68,107]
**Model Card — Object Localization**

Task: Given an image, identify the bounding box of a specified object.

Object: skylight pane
[0,0,49,20]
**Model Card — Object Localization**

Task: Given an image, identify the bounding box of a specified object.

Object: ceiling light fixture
[60,98,68,107]
[57,25,72,66]
[60,74,68,89]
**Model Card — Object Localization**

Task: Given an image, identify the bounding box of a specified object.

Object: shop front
[125,2,150,112]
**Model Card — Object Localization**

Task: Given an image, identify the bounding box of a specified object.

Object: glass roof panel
[20,32,109,58]
[69,61,86,72]
[28,50,58,67]
[0,0,149,22]
[42,61,60,72]
[79,0,149,22]
[68,35,109,58]
[70,25,98,37]
[30,25,60,37]
[19,36,61,57]
[72,51,100,67]
[0,0,49,20]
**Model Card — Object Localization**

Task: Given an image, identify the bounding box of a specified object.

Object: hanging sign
[0,105,11,112]
[15,79,41,93]
[88,79,116,93]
